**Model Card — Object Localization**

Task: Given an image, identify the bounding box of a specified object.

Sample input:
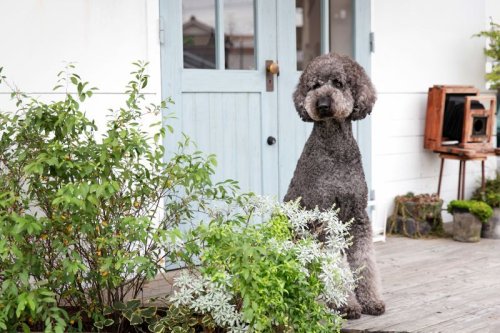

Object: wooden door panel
[181,92,263,193]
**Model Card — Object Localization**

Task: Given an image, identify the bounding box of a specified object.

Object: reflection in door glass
[330,0,353,57]
[183,0,216,69]
[296,0,353,70]
[224,0,255,70]
[296,0,321,71]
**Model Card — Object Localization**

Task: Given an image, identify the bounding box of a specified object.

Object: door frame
[353,0,374,205]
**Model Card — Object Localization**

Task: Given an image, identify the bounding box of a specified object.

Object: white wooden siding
[0,0,162,145]
[370,0,500,234]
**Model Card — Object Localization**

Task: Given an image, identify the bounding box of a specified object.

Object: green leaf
[16,293,27,318]
[149,323,165,333]
[140,306,156,318]
[103,318,114,326]
[172,327,185,333]
[125,299,141,310]
[129,311,143,325]
[21,323,30,333]
[103,305,113,315]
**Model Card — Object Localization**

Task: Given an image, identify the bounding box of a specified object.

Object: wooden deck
[343,235,500,333]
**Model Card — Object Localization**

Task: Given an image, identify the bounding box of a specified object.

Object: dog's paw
[361,299,385,316]
[339,303,362,319]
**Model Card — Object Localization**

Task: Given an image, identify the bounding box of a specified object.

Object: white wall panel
[372,0,487,94]
[0,0,161,95]
[371,0,499,234]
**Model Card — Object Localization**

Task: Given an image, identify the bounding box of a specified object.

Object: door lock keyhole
[267,136,277,145]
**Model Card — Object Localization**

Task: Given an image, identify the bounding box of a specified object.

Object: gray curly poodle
[284,53,385,319]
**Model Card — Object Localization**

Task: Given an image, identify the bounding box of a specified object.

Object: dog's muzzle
[316,96,332,117]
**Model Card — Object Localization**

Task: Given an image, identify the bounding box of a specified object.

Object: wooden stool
[437,153,486,200]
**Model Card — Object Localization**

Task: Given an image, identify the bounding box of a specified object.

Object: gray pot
[453,212,482,242]
[481,207,500,239]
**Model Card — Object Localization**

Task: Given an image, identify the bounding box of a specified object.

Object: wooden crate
[423,85,497,156]
[424,85,478,150]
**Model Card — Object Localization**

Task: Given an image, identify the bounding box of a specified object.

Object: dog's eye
[311,83,321,90]
[333,79,343,89]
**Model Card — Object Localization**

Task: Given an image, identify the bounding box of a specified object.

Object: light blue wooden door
[161,0,279,196]
[160,0,372,202]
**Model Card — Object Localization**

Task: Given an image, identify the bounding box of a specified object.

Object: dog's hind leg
[347,212,386,316]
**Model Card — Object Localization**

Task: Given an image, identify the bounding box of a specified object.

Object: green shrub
[0,63,238,332]
[447,200,493,223]
[472,173,500,208]
[474,20,500,89]
[164,199,355,333]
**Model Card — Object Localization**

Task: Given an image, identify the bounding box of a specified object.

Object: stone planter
[481,207,500,239]
[452,212,482,242]
[387,195,444,238]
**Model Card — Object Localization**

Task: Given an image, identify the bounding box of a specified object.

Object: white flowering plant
[160,196,356,333]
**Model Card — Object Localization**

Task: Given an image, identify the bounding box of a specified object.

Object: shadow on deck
[343,235,500,333]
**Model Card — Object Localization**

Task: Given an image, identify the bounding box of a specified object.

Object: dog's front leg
[347,214,386,316]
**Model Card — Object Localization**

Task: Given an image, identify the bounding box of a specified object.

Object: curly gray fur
[285,53,385,319]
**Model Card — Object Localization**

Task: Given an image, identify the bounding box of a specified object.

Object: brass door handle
[265,60,279,92]
[267,62,280,75]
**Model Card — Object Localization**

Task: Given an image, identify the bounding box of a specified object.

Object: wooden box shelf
[424,85,497,157]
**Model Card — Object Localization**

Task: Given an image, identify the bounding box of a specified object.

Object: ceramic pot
[481,207,500,239]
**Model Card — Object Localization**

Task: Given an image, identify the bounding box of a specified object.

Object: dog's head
[293,53,376,122]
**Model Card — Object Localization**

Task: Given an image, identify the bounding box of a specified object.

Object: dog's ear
[348,61,376,121]
[293,75,314,122]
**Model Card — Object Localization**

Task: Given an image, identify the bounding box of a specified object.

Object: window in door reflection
[224,0,255,70]
[329,0,353,58]
[296,0,353,70]
[183,0,216,69]
[296,0,321,71]
[182,0,255,70]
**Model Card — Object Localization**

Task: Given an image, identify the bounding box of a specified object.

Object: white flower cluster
[170,271,248,333]
[271,200,356,306]
[168,195,356,329]
[318,253,356,306]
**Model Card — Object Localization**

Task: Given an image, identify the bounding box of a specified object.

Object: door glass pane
[224,0,255,70]
[329,0,353,57]
[296,0,321,70]
[183,0,216,69]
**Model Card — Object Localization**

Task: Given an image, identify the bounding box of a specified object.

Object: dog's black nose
[316,96,331,116]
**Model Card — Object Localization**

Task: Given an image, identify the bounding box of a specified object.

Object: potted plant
[447,200,493,242]
[386,192,444,238]
[472,173,500,239]
[474,20,500,144]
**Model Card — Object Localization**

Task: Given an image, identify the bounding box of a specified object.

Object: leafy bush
[472,173,500,208]
[447,200,493,223]
[0,63,238,332]
[164,198,355,333]
[474,20,500,89]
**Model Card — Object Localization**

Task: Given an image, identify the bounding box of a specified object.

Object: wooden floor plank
[424,303,500,332]
[344,236,500,332]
